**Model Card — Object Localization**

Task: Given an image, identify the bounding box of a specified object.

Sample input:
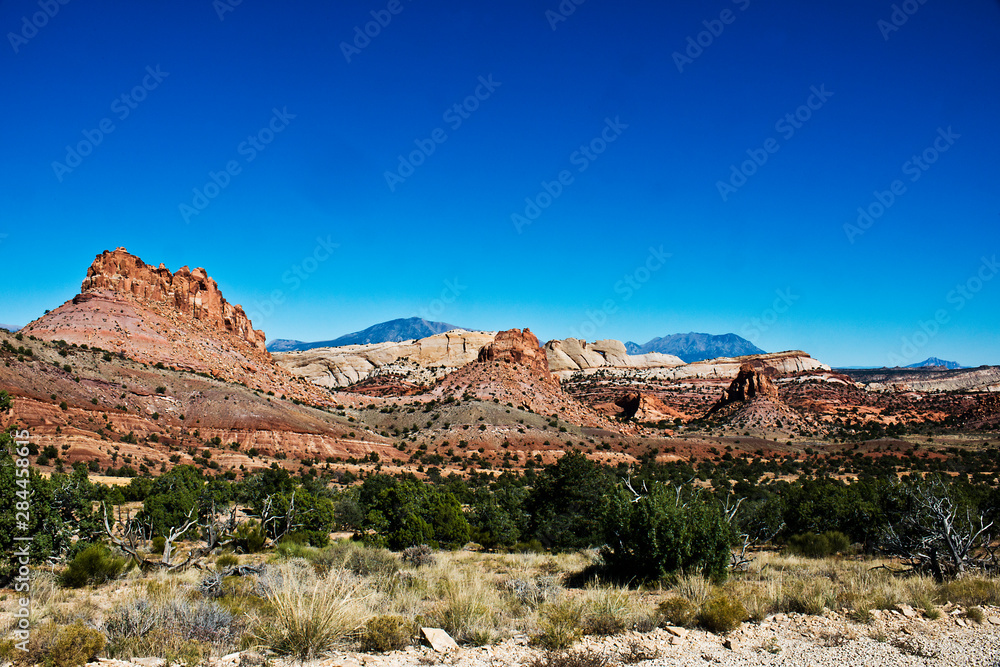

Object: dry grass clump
[672,573,713,607]
[253,564,372,661]
[964,606,985,624]
[580,581,640,635]
[526,648,610,667]
[425,566,507,645]
[937,576,1000,607]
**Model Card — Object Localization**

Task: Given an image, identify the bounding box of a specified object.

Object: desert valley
[1,249,998,667]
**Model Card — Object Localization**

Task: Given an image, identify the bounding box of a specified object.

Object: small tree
[601,481,732,583]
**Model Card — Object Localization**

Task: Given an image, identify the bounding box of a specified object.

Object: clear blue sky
[1,0,998,367]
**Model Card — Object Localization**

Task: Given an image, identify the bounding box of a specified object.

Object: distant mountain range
[626,332,765,363]
[267,317,468,352]
[905,357,963,370]
[269,321,768,363]
[0,323,21,332]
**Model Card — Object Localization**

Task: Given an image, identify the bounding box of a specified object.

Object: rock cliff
[20,248,316,400]
[80,248,266,350]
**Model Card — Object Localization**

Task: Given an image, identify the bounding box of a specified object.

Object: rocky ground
[87,607,1000,667]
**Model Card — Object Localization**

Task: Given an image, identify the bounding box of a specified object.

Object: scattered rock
[421,627,459,652]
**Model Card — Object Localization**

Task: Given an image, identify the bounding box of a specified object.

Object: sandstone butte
[20,248,322,401]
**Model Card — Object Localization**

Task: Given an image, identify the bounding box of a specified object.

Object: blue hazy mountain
[905,357,963,369]
[625,332,765,363]
[267,317,468,352]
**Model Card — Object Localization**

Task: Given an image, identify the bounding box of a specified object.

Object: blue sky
[1,0,998,367]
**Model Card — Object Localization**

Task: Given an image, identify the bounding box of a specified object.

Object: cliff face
[20,248,322,400]
[81,248,266,351]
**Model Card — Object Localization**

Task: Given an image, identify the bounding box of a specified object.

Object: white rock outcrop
[275,330,497,388]
[545,338,685,379]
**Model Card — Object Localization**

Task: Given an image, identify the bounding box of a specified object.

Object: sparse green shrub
[697,594,747,634]
[786,531,850,558]
[55,623,106,667]
[151,536,166,555]
[965,606,985,624]
[59,544,132,588]
[534,598,584,649]
[216,553,240,570]
[657,597,697,628]
[232,521,267,554]
[360,615,414,652]
[2,621,104,667]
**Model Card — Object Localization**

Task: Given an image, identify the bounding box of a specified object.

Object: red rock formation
[477,328,550,377]
[719,363,780,404]
[614,392,684,423]
[20,248,326,402]
[81,248,266,351]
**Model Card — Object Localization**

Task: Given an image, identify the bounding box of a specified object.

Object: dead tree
[723,495,784,571]
[880,477,995,581]
[102,501,240,572]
